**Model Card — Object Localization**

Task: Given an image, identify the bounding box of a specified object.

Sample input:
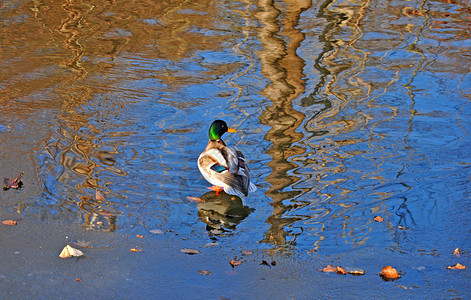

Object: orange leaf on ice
[3,172,24,190]
[2,220,17,226]
[321,265,337,273]
[336,266,347,275]
[229,260,242,267]
[447,263,466,270]
[380,266,400,280]
[373,216,384,222]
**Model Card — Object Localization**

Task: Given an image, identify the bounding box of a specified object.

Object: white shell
[59,245,84,258]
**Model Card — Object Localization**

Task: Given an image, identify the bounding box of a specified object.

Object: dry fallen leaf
[452,248,460,258]
[59,245,84,258]
[344,267,366,276]
[180,248,201,255]
[446,263,466,270]
[321,265,337,273]
[3,173,24,190]
[130,248,142,252]
[2,219,17,226]
[76,278,82,282]
[373,216,384,222]
[229,260,242,267]
[380,266,400,280]
[242,250,253,255]
[197,270,212,276]
[136,234,144,239]
[321,265,365,275]
[95,190,105,201]
[397,284,408,290]
[260,260,270,267]
[271,260,277,266]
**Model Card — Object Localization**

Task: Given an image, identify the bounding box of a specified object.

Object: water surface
[1,0,470,297]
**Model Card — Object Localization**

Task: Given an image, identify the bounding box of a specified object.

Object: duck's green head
[209,120,237,141]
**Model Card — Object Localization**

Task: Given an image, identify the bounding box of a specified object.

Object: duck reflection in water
[197,190,254,233]
[79,194,120,232]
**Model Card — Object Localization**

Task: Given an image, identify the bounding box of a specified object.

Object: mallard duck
[198,120,257,197]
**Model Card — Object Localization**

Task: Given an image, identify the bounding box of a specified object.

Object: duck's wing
[234,151,257,194]
[199,147,253,197]
[200,146,239,173]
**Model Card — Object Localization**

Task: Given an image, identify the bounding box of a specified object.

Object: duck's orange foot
[207,186,224,196]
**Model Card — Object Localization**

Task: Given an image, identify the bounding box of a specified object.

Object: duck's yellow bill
[228,128,237,133]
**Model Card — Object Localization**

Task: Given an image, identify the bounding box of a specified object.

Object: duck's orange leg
[207,186,223,196]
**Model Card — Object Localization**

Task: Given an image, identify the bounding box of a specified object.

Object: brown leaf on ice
[229,260,242,267]
[186,196,204,203]
[242,250,253,255]
[452,248,460,258]
[2,219,17,226]
[180,248,201,255]
[197,270,212,276]
[373,216,384,222]
[446,263,466,270]
[95,190,105,201]
[3,172,24,190]
[344,267,366,276]
[380,266,400,280]
[130,248,142,252]
[397,284,408,290]
[136,234,144,239]
[76,278,82,282]
[321,265,337,273]
[260,260,271,267]
[271,260,277,266]
[337,266,347,275]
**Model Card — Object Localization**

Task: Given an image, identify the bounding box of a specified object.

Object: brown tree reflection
[256,0,310,249]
